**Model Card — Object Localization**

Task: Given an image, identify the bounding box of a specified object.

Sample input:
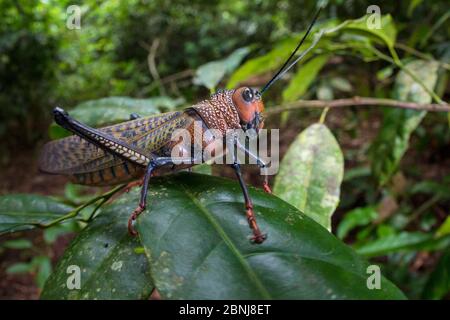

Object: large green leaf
[135,173,402,299]
[42,173,404,299]
[369,60,439,186]
[49,96,184,139]
[355,232,432,257]
[226,38,298,89]
[41,200,153,300]
[282,54,330,102]
[193,47,250,90]
[342,14,397,51]
[273,124,344,231]
[337,206,378,240]
[0,194,73,234]
[436,216,450,238]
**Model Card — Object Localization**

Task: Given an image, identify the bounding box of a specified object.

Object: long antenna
[260,6,323,94]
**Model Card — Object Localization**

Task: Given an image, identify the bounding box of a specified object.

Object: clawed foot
[263,181,272,194]
[251,233,267,244]
[246,206,266,244]
[127,205,145,236]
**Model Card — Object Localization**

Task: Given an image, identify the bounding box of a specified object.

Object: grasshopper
[39,9,321,244]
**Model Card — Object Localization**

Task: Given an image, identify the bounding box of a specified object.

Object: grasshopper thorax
[191,87,265,134]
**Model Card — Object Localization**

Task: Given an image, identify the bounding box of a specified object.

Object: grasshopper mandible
[39,9,321,244]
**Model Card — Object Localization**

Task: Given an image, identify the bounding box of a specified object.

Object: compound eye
[242,88,254,102]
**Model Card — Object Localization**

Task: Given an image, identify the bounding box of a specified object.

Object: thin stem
[319,106,330,123]
[141,39,167,96]
[395,43,450,71]
[40,184,126,228]
[320,18,444,104]
[370,46,444,104]
[420,9,450,47]
[406,194,442,227]
[81,198,107,223]
[398,62,444,105]
[266,96,450,116]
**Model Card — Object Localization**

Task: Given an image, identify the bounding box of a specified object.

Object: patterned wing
[39,111,188,175]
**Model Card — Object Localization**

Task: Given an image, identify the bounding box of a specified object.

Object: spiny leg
[128,157,196,236]
[128,162,155,235]
[235,139,272,194]
[53,107,151,167]
[52,107,172,235]
[230,162,266,244]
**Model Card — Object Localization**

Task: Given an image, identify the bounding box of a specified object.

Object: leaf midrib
[181,185,272,299]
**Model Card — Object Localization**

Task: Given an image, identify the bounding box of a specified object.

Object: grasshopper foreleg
[230,162,267,244]
[235,139,272,194]
[128,162,155,236]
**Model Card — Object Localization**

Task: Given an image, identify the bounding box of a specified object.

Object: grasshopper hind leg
[127,163,155,236]
[127,157,195,236]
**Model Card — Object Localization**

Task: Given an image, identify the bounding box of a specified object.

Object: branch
[39,184,127,228]
[395,43,450,71]
[266,97,450,116]
[140,39,167,95]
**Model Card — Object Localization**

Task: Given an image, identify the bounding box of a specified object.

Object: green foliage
[436,217,450,238]
[41,201,153,299]
[369,60,440,186]
[193,47,250,91]
[63,183,98,206]
[41,173,404,299]
[70,96,183,125]
[422,248,450,299]
[1,239,33,250]
[274,124,344,231]
[7,256,52,289]
[0,194,74,234]
[2,222,78,290]
[337,206,378,240]
[43,223,77,244]
[342,14,397,52]
[356,232,434,257]
[226,38,299,89]
[282,54,330,102]
[0,1,61,151]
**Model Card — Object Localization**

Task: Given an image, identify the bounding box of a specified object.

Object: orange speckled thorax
[191,90,241,134]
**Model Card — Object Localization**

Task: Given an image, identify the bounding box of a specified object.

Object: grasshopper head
[232,87,265,132]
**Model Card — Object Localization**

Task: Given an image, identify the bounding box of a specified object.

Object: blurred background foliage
[1,0,450,299]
